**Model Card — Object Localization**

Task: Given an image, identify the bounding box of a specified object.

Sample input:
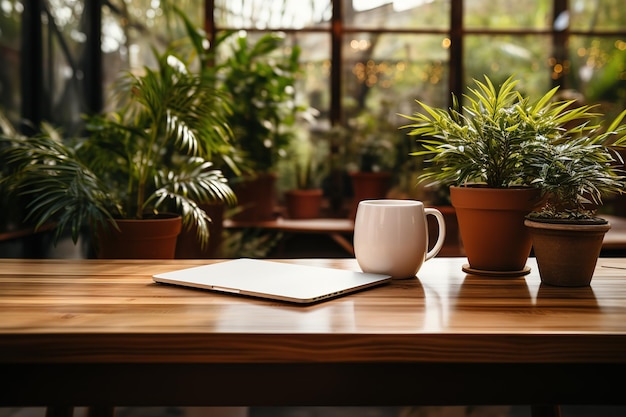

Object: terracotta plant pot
[231,173,277,222]
[175,202,225,258]
[427,205,463,256]
[349,171,392,219]
[450,186,542,275]
[95,214,182,259]
[525,218,610,287]
[285,189,324,219]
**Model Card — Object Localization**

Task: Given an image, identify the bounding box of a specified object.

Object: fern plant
[0,49,236,247]
[400,75,601,188]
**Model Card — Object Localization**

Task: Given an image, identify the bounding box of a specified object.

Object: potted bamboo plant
[0,48,236,259]
[525,109,626,286]
[400,75,598,275]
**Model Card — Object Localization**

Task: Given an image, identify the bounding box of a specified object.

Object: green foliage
[345,108,399,173]
[400,75,604,188]
[400,74,626,219]
[0,49,237,247]
[527,109,626,219]
[215,32,304,173]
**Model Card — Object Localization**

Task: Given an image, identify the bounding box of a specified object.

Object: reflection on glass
[464,0,551,29]
[215,0,331,29]
[464,35,552,99]
[345,0,450,29]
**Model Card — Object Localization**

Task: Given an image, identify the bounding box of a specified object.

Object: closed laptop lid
[153,258,391,304]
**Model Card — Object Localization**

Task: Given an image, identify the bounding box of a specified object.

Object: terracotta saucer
[462,264,531,277]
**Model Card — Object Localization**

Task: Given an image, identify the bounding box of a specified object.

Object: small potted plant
[525,109,626,286]
[283,136,328,219]
[400,75,598,275]
[0,48,236,259]
[343,105,400,218]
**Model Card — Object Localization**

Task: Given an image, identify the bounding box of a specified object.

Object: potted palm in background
[0,48,236,259]
[400,75,600,275]
[525,109,626,286]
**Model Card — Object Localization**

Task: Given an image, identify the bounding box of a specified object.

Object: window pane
[299,33,332,125]
[570,0,626,31]
[464,0,552,30]
[215,0,331,29]
[344,0,450,30]
[43,0,90,133]
[567,36,626,118]
[101,1,202,109]
[0,0,22,121]
[344,33,449,115]
[464,35,553,98]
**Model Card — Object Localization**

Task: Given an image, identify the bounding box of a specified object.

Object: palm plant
[400,75,599,188]
[0,49,236,247]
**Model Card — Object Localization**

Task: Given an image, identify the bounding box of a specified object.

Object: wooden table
[1,257,626,417]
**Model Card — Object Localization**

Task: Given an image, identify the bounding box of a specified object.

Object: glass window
[570,0,626,31]
[567,36,626,118]
[343,33,450,116]
[0,0,22,121]
[101,1,202,89]
[215,0,331,29]
[42,0,94,133]
[464,35,553,98]
[464,0,552,30]
[344,0,450,30]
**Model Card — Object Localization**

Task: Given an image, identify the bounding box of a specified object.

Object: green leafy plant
[400,75,597,188]
[0,49,236,247]
[216,31,305,174]
[285,135,328,190]
[527,109,626,221]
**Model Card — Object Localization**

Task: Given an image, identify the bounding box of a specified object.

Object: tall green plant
[216,32,303,173]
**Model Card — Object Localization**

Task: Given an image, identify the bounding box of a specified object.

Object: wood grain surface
[1,257,625,365]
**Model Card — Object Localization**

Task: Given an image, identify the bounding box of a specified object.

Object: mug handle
[425,208,446,261]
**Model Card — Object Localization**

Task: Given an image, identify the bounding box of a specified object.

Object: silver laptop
[153,258,391,304]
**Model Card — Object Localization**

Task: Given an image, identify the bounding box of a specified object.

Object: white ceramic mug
[354,199,446,279]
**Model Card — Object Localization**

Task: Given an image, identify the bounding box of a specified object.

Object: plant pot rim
[525,215,608,226]
[450,184,536,190]
[286,188,324,195]
[349,171,393,177]
[112,213,182,222]
[525,218,611,231]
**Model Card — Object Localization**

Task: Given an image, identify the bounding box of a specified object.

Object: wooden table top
[2,257,625,365]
